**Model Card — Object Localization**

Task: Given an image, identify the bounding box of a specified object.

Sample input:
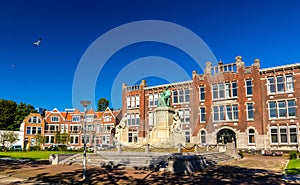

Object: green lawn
[285,159,300,174]
[0,151,80,160]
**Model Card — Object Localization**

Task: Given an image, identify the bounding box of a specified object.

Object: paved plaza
[0,154,300,185]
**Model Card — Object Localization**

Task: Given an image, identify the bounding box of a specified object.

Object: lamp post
[80,100,91,180]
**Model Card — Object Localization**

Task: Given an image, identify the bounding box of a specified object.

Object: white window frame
[127,96,131,108]
[248,128,255,144]
[246,103,254,120]
[245,79,253,96]
[51,116,59,122]
[199,107,206,123]
[136,95,140,107]
[199,86,205,101]
[72,116,80,122]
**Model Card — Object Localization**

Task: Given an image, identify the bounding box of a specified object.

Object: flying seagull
[33,38,42,46]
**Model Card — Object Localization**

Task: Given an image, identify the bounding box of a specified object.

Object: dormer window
[86,115,94,122]
[72,116,80,122]
[29,116,41,123]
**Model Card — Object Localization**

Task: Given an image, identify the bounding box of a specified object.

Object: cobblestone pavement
[0,154,299,185]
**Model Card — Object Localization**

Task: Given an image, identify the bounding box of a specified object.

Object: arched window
[248,129,255,144]
[200,130,206,144]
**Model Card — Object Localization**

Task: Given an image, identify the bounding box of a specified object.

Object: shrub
[28,146,41,151]
[289,151,298,159]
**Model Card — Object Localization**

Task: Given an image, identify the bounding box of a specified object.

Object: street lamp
[80,100,91,180]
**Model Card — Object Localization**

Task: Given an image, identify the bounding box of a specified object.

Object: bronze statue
[158,86,171,107]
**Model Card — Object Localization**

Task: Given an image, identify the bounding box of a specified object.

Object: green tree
[0,99,37,131]
[13,103,37,131]
[97,98,109,111]
[0,99,17,130]
[0,131,18,151]
[35,134,46,146]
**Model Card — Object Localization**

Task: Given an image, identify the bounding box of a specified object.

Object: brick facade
[121,56,300,151]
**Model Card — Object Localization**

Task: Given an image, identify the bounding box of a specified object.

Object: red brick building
[121,56,300,152]
[22,107,120,149]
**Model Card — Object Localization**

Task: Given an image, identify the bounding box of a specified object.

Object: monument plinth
[148,106,176,147]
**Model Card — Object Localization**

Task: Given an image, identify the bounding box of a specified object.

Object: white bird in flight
[33,38,42,46]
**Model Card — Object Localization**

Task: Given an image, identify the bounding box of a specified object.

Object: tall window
[136,113,140,125]
[232,105,238,120]
[131,114,135,125]
[277,76,284,93]
[218,84,225,98]
[245,79,253,96]
[200,130,206,144]
[179,89,184,103]
[286,75,294,92]
[185,89,190,102]
[226,105,233,121]
[127,114,131,126]
[267,77,276,93]
[280,127,288,144]
[149,94,153,107]
[213,106,219,121]
[173,91,178,104]
[290,127,297,144]
[199,86,205,101]
[127,96,131,108]
[200,107,206,123]
[219,106,225,121]
[247,103,254,120]
[232,82,238,97]
[278,101,286,118]
[154,93,159,106]
[288,100,296,117]
[212,84,218,99]
[248,129,255,144]
[271,127,278,143]
[136,95,140,107]
[225,83,231,98]
[185,131,190,143]
[131,96,135,107]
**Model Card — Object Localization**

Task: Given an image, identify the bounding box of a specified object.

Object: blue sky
[1,0,300,111]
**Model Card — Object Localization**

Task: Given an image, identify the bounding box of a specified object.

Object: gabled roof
[86,108,95,115]
[101,107,116,119]
[44,108,65,121]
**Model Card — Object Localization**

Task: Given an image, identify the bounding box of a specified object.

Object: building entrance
[217,128,236,145]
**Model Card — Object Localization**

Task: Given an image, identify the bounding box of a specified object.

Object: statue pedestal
[149,106,176,148]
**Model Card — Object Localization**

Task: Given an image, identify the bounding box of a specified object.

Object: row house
[22,107,120,149]
[121,56,300,151]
